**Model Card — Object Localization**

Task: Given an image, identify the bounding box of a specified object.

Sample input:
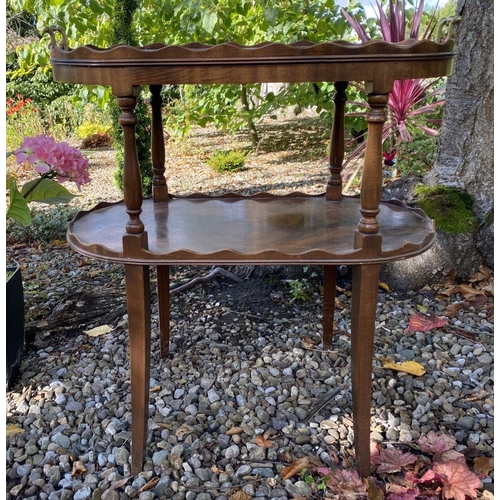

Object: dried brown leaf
[175,424,194,438]
[445,269,457,286]
[479,265,491,279]
[255,435,275,448]
[110,477,132,490]
[138,477,160,493]
[466,294,489,309]
[458,284,486,300]
[365,477,384,500]
[6,424,25,437]
[71,461,87,478]
[230,491,251,500]
[280,457,310,479]
[469,272,485,282]
[473,456,494,476]
[443,302,465,318]
[225,426,243,435]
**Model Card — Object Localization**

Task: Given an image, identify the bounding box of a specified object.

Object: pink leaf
[417,431,457,454]
[387,484,420,500]
[324,468,367,496]
[405,313,447,333]
[433,460,482,500]
[375,447,418,474]
[415,468,442,484]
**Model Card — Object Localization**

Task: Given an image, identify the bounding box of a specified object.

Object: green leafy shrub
[76,121,111,140]
[207,149,247,173]
[395,134,438,176]
[415,185,478,234]
[285,278,314,302]
[6,205,79,245]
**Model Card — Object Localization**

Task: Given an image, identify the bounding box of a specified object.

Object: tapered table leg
[125,264,152,477]
[350,263,380,476]
[322,265,338,350]
[157,265,170,358]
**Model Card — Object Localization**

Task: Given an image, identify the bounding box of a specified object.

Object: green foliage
[285,278,314,302]
[395,133,438,176]
[207,149,247,173]
[76,121,110,140]
[6,95,44,150]
[7,177,78,227]
[8,0,362,154]
[6,205,79,244]
[415,185,478,234]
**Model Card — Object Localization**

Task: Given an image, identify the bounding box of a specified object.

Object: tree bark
[425,0,494,267]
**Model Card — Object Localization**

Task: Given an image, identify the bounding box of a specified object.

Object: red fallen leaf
[433,460,482,500]
[374,447,418,474]
[417,431,457,454]
[405,313,447,333]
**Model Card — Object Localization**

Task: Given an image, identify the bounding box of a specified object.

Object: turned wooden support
[118,93,145,235]
[357,93,389,235]
[149,85,168,202]
[351,263,380,477]
[326,81,348,201]
[322,265,338,350]
[157,265,170,358]
[125,264,152,477]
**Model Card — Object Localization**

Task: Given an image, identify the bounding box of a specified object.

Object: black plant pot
[6,264,25,389]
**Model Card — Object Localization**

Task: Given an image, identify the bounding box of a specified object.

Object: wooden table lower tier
[67,195,435,264]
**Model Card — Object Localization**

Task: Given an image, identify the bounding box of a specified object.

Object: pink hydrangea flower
[14,134,91,190]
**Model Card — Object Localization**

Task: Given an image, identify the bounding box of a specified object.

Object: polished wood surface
[50,33,456,477]
[67,196,435,264]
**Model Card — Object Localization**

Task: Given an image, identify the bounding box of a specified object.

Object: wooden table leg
[350,263,380,477]
[322,265,337,350]
[125,264,152,477]
[157,265,170,358]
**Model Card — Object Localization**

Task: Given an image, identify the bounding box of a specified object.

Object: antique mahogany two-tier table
[47,26,457,477]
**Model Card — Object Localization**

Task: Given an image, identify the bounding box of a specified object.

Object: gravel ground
[6,116,494,499]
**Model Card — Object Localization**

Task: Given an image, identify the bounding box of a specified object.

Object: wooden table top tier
[50,35,456,267]
[50,39,456,94]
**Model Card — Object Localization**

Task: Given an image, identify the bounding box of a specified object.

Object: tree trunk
[425,0,494,267]
[380,0,493,290]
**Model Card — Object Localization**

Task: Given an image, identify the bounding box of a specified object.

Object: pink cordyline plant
[340,0,445,190]
[7,134,91,227]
